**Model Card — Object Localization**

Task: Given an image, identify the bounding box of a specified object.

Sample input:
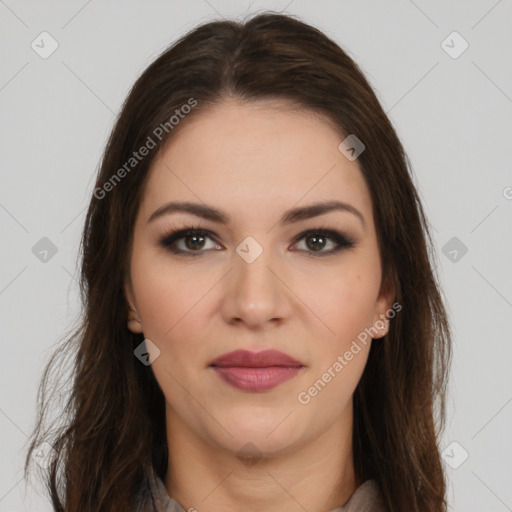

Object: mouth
[208,349,305,392]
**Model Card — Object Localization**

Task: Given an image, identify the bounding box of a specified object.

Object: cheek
[309,261,381,347]
[298,267,377,417]
[130,247,204,342]
[131,254,208,400]
[130,248,223,390]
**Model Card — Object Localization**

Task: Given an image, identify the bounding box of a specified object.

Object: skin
[125,98,395,512]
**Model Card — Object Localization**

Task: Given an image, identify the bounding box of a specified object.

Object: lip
[209,349,305,392]
[209,349,304,368]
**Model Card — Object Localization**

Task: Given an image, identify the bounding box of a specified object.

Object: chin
[207,413,308,458]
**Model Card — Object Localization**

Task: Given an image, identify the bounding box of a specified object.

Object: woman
[24,11,452,512]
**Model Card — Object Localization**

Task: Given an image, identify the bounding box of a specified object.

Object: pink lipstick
[209,349,305,392]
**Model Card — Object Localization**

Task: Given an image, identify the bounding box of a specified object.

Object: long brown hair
[23,11,452,512]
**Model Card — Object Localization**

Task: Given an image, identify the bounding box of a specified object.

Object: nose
[220,243,292,330]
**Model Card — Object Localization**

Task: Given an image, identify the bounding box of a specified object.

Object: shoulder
[330,479,386,512]
[134,464,187,512]
[137,467,385,512]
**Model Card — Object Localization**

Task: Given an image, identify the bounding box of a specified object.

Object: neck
[164,407,358,512]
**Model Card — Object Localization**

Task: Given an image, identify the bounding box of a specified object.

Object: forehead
[140,99,373,226]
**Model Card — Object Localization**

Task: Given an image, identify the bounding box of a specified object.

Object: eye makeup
[157,222,357,258]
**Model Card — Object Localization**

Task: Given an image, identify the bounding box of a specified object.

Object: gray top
[135,464,386,512]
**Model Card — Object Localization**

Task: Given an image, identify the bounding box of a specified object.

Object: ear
[124,277,144,334]
[371,273,396,340]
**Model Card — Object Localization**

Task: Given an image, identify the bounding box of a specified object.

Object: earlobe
[124,279,143,333]
[127,310,144,333]
[373,274,396,339]
[372,315,390,339]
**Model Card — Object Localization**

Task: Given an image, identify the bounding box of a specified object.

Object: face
[125,99,394,459]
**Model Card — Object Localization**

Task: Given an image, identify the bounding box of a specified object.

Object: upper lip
[209,349,304,368]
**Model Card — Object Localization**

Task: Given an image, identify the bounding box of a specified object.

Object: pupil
[307,235,325,251]
[186,235,204,250]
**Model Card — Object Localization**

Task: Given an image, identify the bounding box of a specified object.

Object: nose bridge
[222,236,289,326]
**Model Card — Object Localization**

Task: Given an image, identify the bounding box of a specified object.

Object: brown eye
[304,234,328,251]
[184,233,206,250]
[160,228,222,256]
[291,229,356,256]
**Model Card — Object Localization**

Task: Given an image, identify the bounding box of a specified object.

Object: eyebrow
[147,200,366,229]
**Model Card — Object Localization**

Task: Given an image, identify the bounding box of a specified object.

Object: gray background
[1,1,511,510]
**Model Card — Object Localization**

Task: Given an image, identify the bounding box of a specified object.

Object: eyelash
[158,223,356,258]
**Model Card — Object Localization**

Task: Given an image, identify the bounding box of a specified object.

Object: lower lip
[211,366,303,392]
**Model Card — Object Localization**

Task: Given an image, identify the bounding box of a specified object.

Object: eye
[291,229,356,256]
[159,225,356,257]
[159,227,222,256]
